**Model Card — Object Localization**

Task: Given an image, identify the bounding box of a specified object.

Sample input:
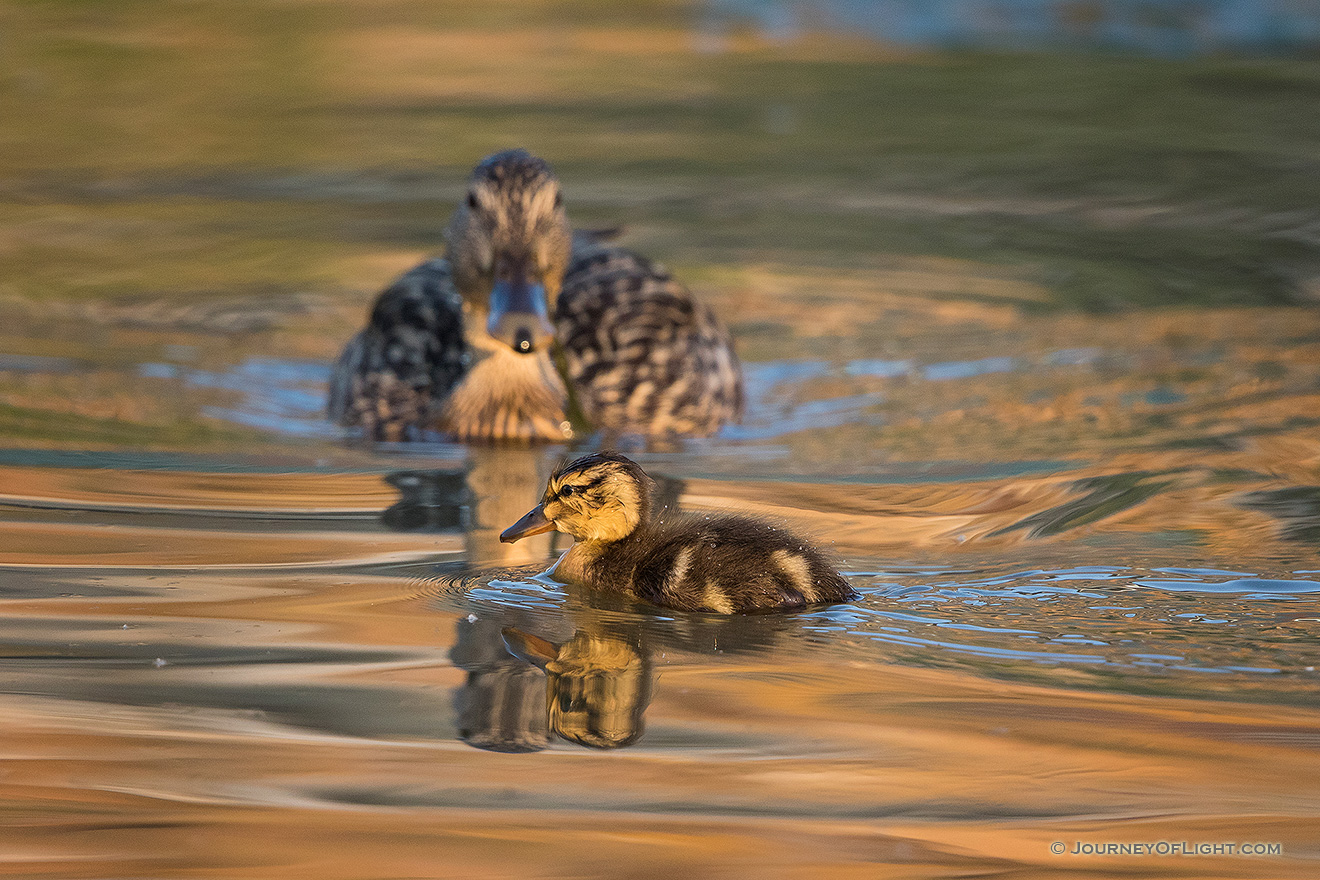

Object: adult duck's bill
[500,503,555,543]
[488,273,555,354]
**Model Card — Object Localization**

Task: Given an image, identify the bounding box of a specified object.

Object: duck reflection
[461,447,559,564]
[381,470,465,531]
[449,613,551,753]
[449,597,797,752]
[392,448,558,752]
[380,446,560,563]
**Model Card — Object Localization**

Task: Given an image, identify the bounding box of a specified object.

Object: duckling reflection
[503,627,651,750]
[449,602,802,752]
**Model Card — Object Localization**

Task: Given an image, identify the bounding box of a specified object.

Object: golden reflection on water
[0,450,1315,876]
[2,582,1318,878]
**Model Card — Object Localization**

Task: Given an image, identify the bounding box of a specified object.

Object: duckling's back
[596,514,854,614]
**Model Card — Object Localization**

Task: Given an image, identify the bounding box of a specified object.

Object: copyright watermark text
[1050,841,1281,857]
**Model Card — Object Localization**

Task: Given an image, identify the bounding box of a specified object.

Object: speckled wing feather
[327,259,466,441]
[556,243,743,440]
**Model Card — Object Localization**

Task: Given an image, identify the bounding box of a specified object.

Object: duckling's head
[500,452,656,545]
[446,150,573,356]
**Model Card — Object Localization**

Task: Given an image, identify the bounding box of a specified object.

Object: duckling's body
[327,151,742,443]
[560,509,853,614]
[501,452,854,613]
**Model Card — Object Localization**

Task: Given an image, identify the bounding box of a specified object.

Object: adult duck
[327,150,742,443]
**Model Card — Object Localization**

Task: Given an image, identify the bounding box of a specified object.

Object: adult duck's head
[446,150,572,356]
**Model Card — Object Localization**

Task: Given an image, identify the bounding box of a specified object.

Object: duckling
[327,150,743,443]
[500,452,855,613]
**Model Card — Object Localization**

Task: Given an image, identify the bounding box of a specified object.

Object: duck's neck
[440,339,570,442]
[551,502,654,585]
[551,539,607,584]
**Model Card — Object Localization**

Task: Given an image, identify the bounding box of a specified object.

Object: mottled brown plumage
[327,150,742,443]
[501,453,855,613]
[558,240,742,440]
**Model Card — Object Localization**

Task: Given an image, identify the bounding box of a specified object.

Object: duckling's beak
[500,503,555,543]
[488,260,555,354]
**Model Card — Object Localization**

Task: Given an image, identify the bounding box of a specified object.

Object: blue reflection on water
[141,357,338,438]
[924,356,1018,381]
[701,0,1320,55]
[122,339,1127,443]
[473,563,1318,678]
[1136,577,1320,594]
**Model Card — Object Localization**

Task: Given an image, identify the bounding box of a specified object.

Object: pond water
[3,333,1318,876]
[2,2,1320,877]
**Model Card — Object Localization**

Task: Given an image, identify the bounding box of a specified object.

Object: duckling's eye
[553,190,563,209]
[467,191,479,210]
[559,485,575,498]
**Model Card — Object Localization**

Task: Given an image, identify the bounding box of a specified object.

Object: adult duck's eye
[467,191,479,210]
[560,485,575,498]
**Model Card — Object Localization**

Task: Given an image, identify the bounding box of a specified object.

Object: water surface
[2,2,1319,877]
